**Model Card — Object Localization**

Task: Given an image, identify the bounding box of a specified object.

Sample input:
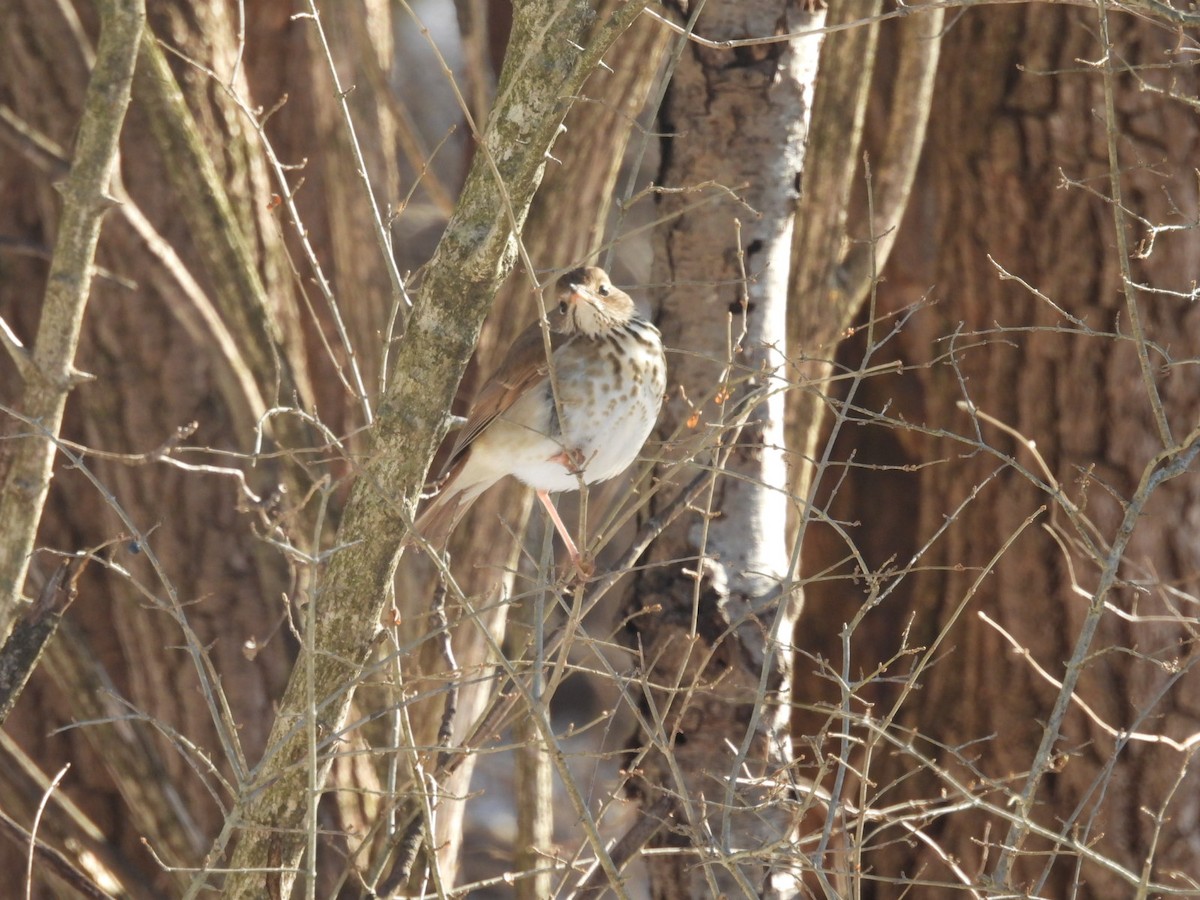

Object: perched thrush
[415,266,667,567]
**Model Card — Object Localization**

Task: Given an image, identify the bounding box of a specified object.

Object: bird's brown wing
[443,320,563,467]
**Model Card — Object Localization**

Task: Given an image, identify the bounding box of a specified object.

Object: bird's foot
[548,448,588,476]
[562,548,595,585]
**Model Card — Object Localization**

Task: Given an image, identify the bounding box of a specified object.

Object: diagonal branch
[133,30,317,424]
[207,2,650,897]
[0,558,83,727]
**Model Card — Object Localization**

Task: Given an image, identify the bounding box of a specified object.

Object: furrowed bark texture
[0,4,312,891]
[625,2,823,896]
[799,5,1200,896]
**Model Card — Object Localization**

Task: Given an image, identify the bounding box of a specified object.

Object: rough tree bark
[0,2,304,893]
[623,1,823,896]
[799,4,1200,897]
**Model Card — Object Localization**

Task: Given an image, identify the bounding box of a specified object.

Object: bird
[414,266,667,570]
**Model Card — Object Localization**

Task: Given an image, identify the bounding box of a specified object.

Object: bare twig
[992,423,1200,883]
[1092,0,1173,447]
[26,764,70,900]
[298,2,413,313]
[0,807,115,900]
[980,611,1200,753]
[569,795,679,899]
[0,0,144,637]
[0,557,85,727]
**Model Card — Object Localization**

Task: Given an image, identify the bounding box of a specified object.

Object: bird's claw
[561,550,595,585]
[549,448,588,477]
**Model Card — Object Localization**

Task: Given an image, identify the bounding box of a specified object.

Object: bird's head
[552,266,635,337]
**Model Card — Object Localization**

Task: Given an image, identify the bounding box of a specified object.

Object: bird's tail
[413,489,463,551]
[410,457,488,552]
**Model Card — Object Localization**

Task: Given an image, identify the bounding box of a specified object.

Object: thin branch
[299,2,413,314]
[569,795,679,899]
[0,316,36,383]
[980,612,1200,753]
[992,422,1200,883]
[0,0,144,634]
[26,764,70,900]
[0,557,85,728]
[1093,0,1173,447]
[0,807,115,900]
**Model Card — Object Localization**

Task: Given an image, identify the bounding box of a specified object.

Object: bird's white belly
[496,335,665,493]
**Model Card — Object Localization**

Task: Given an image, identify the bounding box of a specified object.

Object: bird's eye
[558,300,568,314]
[598,284,610,297]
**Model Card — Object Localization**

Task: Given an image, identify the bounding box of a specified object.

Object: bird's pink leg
[536,490,582,569]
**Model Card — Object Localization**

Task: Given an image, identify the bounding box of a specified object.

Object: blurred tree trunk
[0,1,311,894]
[799,5,1200,897]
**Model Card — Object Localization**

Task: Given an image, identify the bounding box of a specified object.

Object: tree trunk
[798,5,1200,896]
[0,2,304,893]
[623,2,824,896]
